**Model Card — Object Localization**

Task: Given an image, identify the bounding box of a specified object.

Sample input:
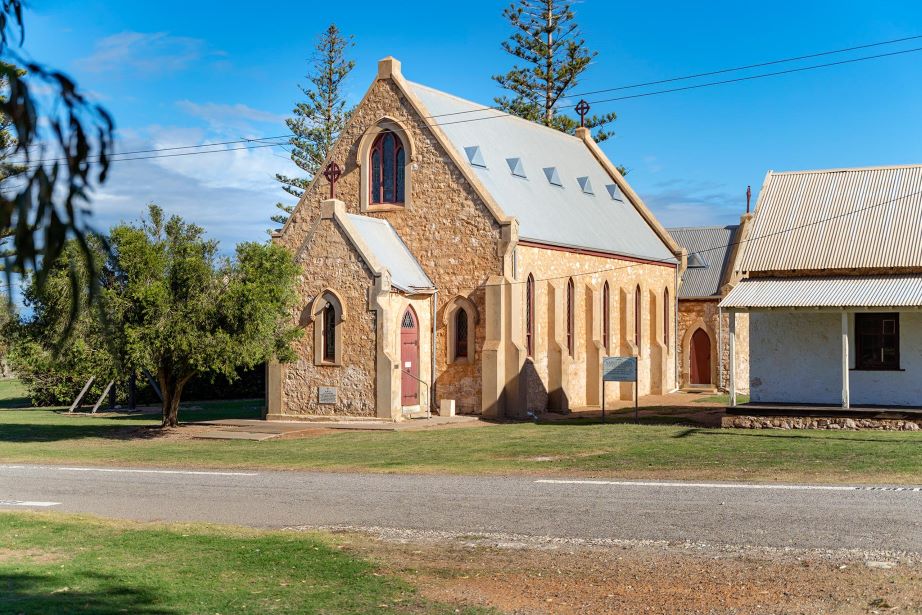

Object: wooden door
[400,307,419,406]
[690,328,711,385]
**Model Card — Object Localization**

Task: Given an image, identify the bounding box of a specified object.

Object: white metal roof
[409,82,677,263]
[719,275,922,309]
[741,165,922,273]
[345,214,434,293]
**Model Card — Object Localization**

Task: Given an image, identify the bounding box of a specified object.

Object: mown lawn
[0,512,486,614]
[0,378,29,408]
[0,401,920,483]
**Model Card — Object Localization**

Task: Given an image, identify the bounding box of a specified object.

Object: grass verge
[0,378,29,408]
[0,402,920,483]
[0,511,488,614]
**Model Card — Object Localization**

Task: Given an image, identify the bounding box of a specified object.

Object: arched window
[370,131,405,205]
[664,288,670,347]
[312,290,344,366]
[602,281,611,350]
[525,274,535,357]
[566,278,575,356]
[322,303,336,362]
[455,308,469,359]
[634,285,642,348]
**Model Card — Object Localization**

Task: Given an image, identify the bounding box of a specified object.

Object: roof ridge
[772,163,922,175]
[406,80,583,143]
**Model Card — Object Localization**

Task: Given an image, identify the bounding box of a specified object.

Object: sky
[18,0,922,250]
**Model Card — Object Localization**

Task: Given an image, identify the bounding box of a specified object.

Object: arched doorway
[689,328,712,385]
[400,306,420,406]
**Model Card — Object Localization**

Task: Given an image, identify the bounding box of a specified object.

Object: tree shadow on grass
[0,571,177,615]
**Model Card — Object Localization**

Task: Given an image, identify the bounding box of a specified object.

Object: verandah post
[728,311,737,407]
[841,311,850,409]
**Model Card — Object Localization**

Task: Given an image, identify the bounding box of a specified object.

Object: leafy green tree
[493,0,618,143]
[274,24,354,227]
[111,205,300,427]
[5,237,119,405]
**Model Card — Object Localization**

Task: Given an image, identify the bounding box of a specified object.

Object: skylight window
[687,253,708,268]
[606,183,625,202]
[464,146,486,168]
[577,176,594,195]
[543,167,562,187]
[506,157,526,178]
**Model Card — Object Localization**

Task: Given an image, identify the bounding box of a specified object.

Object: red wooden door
[400,307,419,405]
[690,328,711,385]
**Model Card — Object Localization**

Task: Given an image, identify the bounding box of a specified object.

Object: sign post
[601,356,639,424]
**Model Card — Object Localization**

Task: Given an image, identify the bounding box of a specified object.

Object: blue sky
[21,0,922,248]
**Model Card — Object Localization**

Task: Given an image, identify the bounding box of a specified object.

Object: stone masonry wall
[677,299,750,393]
[281,219,378,417]
[723,415,921,431]
[277,77,504,416]
[516,245,678,409]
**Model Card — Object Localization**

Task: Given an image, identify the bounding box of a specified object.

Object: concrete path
[1,464,920,552]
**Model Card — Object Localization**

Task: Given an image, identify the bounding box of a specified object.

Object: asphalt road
[1,464,920,552]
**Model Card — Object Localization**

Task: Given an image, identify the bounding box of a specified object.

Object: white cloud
[639,179,748,228]
[84,129,300,251]
[176,100,286,135]
[75,32,212,76]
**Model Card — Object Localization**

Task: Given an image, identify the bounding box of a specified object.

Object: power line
[16,38,922,167]
[482,188,922,289]
[433,45,922,127]
[424,33,922,120]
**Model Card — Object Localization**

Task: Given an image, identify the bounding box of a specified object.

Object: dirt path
[323,527,921,614]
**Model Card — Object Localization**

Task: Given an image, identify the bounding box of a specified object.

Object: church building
[266,57,686,421]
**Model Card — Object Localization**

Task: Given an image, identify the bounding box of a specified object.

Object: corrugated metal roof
[741,165,922,272]
[719,275,922,309]
[409,82,677,264]
[668,225,739,298]
[345,214,434,293]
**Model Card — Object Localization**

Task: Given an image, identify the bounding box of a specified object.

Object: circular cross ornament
[575,99,591,127]
[323,161,342,198]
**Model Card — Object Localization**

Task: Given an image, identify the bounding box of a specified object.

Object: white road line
[535,479,922,492]
[0,465,257,477]
[0,500,60,507]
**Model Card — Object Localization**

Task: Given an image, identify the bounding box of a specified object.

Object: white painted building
[720,165,922,408]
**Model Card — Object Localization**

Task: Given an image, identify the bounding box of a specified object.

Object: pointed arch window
[634,285,642,349]
[312,291,344,366]
[566,278,575,356]
[370,131,405,205]
[602,281,611,350]
[525,274,535,357]
[664,287,670,347]
[455,308,469,359]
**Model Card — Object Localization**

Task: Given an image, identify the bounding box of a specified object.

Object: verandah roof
[719,275,922,310]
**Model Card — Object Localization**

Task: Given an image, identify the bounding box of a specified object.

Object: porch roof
[719,275,922,310]
[345,213,434,293]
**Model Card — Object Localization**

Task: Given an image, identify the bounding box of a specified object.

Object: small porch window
[855,313,900,370]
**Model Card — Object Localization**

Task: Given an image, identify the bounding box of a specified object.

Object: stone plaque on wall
[318,386,337,405]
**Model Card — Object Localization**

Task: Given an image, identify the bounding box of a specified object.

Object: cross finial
[575,99,590,128]
[323,161,342,199]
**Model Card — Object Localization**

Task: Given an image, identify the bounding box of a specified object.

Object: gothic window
[322,303,336,362]
[566,278,575,356]
[525,274,535,357]
[664,287,670,347]
[602,281,611,350]
[370,131,405,205]
[455,308,469,359]
[634,285,642,348]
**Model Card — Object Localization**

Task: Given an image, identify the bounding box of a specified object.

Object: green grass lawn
[0,378,30,408]
[0,512,485,614]
[0,401,919,483]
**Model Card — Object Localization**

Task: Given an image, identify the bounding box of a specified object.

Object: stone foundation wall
[722,415,922,431]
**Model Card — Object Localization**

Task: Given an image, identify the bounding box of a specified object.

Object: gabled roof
[408,82,677,264]
[741,164,922,273]
[345,214,434,293]
[668,225,739,298]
